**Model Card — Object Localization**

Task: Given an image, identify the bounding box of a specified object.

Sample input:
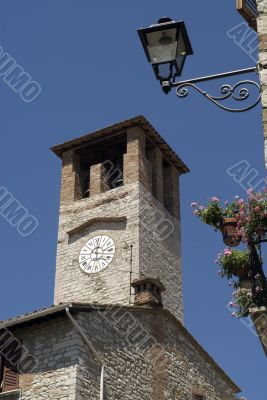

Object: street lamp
[138,17,193,94]
[138,17,261,112]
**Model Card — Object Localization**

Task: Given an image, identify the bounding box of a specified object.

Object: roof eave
[51,115,189,174]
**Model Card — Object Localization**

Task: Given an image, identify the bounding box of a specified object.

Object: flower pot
[234,265,250,279]
[220,217,241,247]
[239,277,252,289]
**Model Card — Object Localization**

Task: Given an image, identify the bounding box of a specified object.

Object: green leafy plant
[233,289,253,318]
[216,249,250,279]
[236,190,267,243]
[191,197,241,230]
[192,190,267,318]
[254,274,267,308]
[192,190,267,242]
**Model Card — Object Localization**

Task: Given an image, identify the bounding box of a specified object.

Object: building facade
[0,117,240,400]
[255,0,267,166]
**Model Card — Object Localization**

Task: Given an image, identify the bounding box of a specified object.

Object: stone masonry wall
[139,184,183,323]
[54,179,184,322]
[13,316,80,400]
[4,309,238,400]
[54,183,140,306]
[75,308,238,400]
[256,0,267,167]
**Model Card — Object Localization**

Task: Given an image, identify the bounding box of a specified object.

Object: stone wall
[5,308,239,400]
[256,0,267,167]
[13,316,80,400]
[139,184,183,323]
[75,308,239,400]
[54,182,140,307]
[54,179,184,322]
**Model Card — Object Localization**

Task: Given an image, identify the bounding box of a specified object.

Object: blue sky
[0,1,265,399]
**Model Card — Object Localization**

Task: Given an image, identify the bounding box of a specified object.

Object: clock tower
[52,116,188,322]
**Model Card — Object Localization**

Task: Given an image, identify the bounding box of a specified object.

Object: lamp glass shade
[175,31,187,72]
[146,28,178,64]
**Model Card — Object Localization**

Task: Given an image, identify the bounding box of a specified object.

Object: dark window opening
[163,159,174,215]
[102,156,124,190]
[145,139,157,198]
[74,134,126,200]
[0,354,20,393]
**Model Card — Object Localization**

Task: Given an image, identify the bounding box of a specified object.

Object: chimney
[131,277,165,308]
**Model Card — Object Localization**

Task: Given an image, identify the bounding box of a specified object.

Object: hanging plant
[229,275,267,318]
[191,197,241,247]
[192,190,267,246]
[192,189,267,317]
[236,189,267,243]
[216,249,250,279]
[229,289,253,318]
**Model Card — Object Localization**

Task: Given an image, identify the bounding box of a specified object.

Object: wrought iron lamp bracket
[164,65,261,112]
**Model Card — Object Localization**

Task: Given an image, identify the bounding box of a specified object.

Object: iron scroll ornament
[175,80,261,112]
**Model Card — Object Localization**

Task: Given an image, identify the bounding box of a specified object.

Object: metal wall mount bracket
[163,66,261,112]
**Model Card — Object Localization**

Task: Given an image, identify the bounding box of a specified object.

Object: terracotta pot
[220,217,241,247]
[239,277,252,289]
[234,266,250,279]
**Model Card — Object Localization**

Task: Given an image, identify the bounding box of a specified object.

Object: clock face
[79,235,116,274]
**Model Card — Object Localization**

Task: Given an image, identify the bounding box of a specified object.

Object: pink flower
[224,248,232,256]
[247,188,253,195]
[225,200,229,205]
[255,274,261,279]
[237,199,244,205]
[256,287,262,293]
[211,196,220,202]
[228,301,234,308]
[191,202,198,207]
[254,206,261,212]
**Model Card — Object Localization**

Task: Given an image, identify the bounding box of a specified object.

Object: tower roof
[51,115,189,174]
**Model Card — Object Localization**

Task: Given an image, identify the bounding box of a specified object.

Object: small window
[0,357,20,393]
[0,338,21,393]
[193,394,205,400]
